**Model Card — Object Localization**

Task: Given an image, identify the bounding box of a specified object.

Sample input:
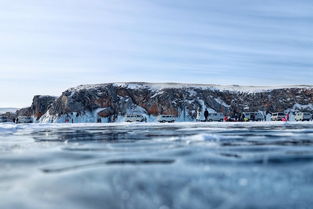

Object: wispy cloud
[0,0,313,107]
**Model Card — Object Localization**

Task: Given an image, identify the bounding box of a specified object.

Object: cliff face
[44,83,230,121]
[11,83,313,122]
[16,95,57,119]
[35,82,313,122]
[226,88,313,113]
[31,95,57,120]
[16,107,32,117]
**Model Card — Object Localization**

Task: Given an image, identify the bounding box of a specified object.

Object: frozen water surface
[1,122,313,209]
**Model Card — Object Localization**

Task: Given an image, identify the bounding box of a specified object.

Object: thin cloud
[0,0,313,107]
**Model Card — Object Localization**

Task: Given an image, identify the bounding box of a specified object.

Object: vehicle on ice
[271,112,286,121]
[17,116,33,123]
[243,112,264,121]
[295,112,312,121]
[125,114,147,122]
[225,116,238,122]
[157,115,175,123]
[208,113,224,122]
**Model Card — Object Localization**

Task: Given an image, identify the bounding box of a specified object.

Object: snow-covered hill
[69,82,313,94]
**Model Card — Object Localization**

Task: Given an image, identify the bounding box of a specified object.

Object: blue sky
[1,0,313,107]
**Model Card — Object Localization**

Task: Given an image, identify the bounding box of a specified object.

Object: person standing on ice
[204,109,209,122]
[266,112,272,121]
[239,113,244,122]
[196,108,201,121]
[289,112,296,121]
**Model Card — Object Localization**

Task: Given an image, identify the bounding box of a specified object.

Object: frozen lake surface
[1,122,313,209]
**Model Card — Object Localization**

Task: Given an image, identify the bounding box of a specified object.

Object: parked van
[243,112,264,121]
[157,115,175,123]
[208,113,224,122]
[271,112,286,121]
[17,116,33,123]
[125,114,146,122]
[295,112,312,121]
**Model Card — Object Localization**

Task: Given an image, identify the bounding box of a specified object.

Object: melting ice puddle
[1,122,313,209]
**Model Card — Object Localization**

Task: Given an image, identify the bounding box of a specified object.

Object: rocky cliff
[16,95,57,120]
[30,82,313,123]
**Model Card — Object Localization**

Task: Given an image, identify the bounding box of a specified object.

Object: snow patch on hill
[66,82,313,94]
[214,98,231,108]
[285,103,313,113]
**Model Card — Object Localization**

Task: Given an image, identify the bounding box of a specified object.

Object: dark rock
[16,107,32,117]
[0,112,17,122]
[97,107,114,118]
[16,95,57,120]
[31,95,57,120]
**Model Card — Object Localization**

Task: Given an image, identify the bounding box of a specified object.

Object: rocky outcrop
[31,95,57,120]
[16,107,32,117]
[0,112,16,122]
[97,108,114,118]
[16,95,57,120]
[39,83,313,122]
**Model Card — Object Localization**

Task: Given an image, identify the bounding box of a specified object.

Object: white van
[271,113,286,121]
[125,114,146,122]
[295,112,312,121]
[17,116,33,123]
[243,112,264,121]
[157,115,175,123]
[208,113,224,122]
